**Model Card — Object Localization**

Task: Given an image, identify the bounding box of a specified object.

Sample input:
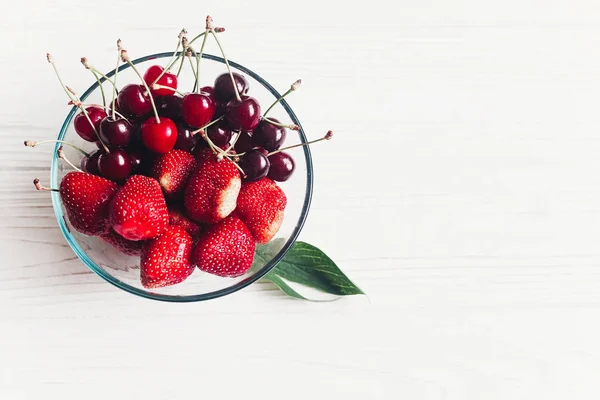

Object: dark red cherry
[252,118,287,151]
[128,148,145,173]
[117,84,152,117]
[234,131,254,153]
[156,95,182,121]
[73,106,106,142]
[214,72,249,103]
[174,122,197,151]
[225,96,261,131]
[181,93,215,128]
[99,117,132,147]
[141,117,177,154]
[200,86,216,102]
[267,152,295,182]
[207,120,233,147]
[239,149,270,181]
[143,65,178,96]
[80,149,103,176]
[98,148,132,182]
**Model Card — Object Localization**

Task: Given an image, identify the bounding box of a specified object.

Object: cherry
[74,106,106,142]
[225,96,261,131]
[128,148,144,173]
[252,118,287,151]
[181,93,215,128]
[98,148,132,182]
[200,86,216,102]
[141,117,177,153]
[143,65,178,96]
[207,119,233,147]
[267,152,295,182]
[85,150,104,176]
[239,149,270,181]
[99,117,132,147]
[156,95,182,121]
[214,72,249,103]
[117,84,152,117]
[234,131,254,153]
[174,122,197,151]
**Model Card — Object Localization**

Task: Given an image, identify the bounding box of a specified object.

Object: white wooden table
[2,1,600,398]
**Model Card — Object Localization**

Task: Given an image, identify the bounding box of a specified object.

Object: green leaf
[252,239,364,300]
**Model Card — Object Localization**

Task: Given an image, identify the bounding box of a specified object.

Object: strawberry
[192,216,255,277]
[183,151,241,224]
[109,175,169,241]
[169,207,202,237]
[59,171,119,236]
[235,178,287,244]
[101,228,143,256]
[150,149,196,198]
[140,226,194,288]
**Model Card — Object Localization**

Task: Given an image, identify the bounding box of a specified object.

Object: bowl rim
[50,51,313,302]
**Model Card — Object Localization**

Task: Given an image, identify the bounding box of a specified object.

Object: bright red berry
[150,149,196,198]
[235,178,287,244]
[109,175,169,241]
[59,171,119,236]
[141,226,194,288]
[192,216,255,277]
[169,208,202,238]
[143,65,178,96]
[141,117,178,154]
[183,151,241,224]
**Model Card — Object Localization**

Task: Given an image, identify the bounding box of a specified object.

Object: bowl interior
[50,52,313,302]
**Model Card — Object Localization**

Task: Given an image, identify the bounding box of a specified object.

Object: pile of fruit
[31,16,331,289]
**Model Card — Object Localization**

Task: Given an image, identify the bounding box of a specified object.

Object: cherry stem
[225,130,242,154]
[111,42,121,120]
[163,31,208,73]
[195,30,209,93]
[190,116,223,135]
[210,28,241,101]
[262,117,300,130]
[46,54,108,152]
[89,67,119,90]
[122,49,160,123]
[57,146,83,172]
[187,52,197,86]
[90,70,106,108]
[262,79,301,117]
[152,84,184,97]
[176,50,186,78]
[268,130,333,156]
[154,29,185,80]
[80,103,128,121]
[33,178,59,192]
[24,140,89,157]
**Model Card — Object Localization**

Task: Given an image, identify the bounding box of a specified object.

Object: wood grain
[2,0,600,399]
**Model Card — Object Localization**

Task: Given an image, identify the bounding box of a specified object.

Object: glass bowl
[50,52,313,302]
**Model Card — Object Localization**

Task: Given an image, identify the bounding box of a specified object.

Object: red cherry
[80,149,104,176]
[143,65,178,96]
[174,122,197,151]
[98,148,132,182]
[267,152,295,181]
[207,119,233,147]
[117,84,152,117]
[252,118,287,151]
[99,116,132,147]
[225,96,261,131]
[200,86,216,102]
[181,93,215,128]
[141,117,177,154]
[234,131,254,153]
[214,73,249,103]
[73,106,106,142]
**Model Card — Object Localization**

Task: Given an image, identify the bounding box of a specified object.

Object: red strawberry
[192,216,255,277]
[109,175,169,241]
[169,207,202,237]
[140,226,194,288]
[193,145,227,164]
[150,149,196,198]
[101,228,143,256]
[235,178,287,244]
[183,151,241,224]
[59,171,119,236]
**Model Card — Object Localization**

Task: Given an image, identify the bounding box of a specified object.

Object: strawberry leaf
[251,239,364,299]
